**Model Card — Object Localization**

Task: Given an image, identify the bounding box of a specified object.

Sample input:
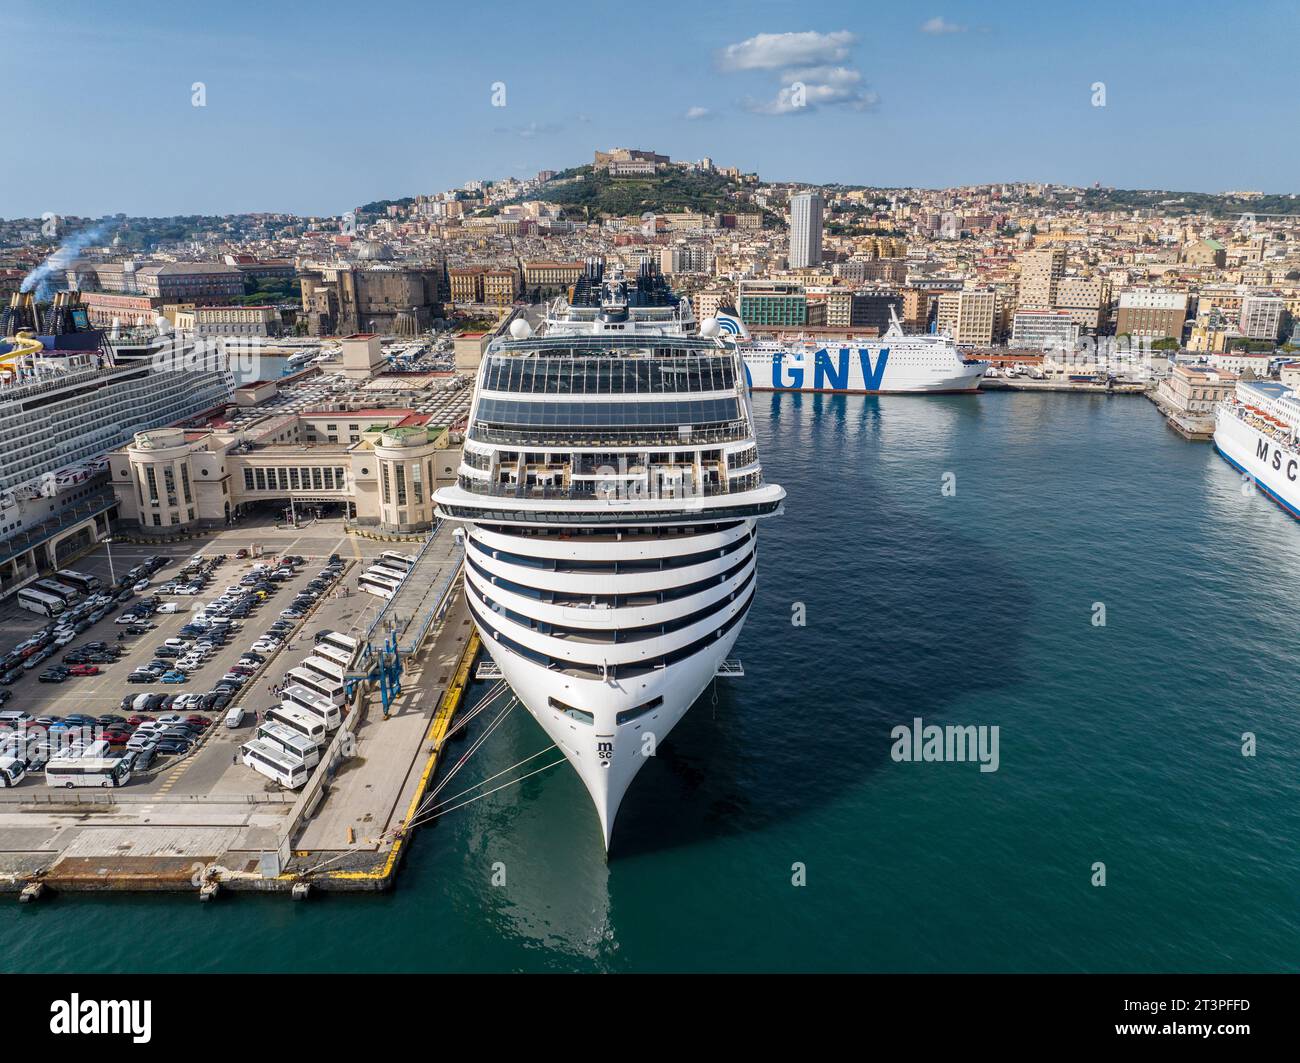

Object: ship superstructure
[1,292,234,556]
[434,262,783,848]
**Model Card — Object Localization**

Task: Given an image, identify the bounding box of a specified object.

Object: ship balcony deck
[434,481,785,525]
[1225,402,1300,453]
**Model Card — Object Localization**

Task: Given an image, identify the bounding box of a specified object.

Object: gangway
[341,519,465,718]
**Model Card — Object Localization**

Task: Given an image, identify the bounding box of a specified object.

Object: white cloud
[684,105,712,120]
[719,30,878,116]
[718,30,856,72]
[514,121,561,138]
[920,16,966,34]
[746,82,879,116]
[781,65,863,88]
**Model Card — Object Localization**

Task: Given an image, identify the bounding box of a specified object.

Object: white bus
[362,565,403,586]
[378,551,415,572]
[55,569,102,595]
[265,705,327,745]
[313,642,354,670]
[300,654,346,684]
[284,666,346,708]
[241,739,308,789]
[316,629,359,656]
[16,587,65,617]
[33,579,80,605]
[45,755,132,789]
[358,570,401,600]
[256,721,320,769]
[282,684,343,730]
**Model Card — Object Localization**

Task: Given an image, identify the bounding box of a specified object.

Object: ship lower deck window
[616,696,663,726]
[547,697,593,724]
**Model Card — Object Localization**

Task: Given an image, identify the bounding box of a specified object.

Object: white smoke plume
[20,220,115,301]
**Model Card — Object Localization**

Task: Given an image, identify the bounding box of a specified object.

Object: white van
[224,706,245,729]
[0,756,27,787]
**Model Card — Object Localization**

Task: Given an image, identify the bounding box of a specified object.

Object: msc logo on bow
[49,995,152,1043]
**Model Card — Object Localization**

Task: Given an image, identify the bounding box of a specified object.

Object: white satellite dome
[509,318,533,339]
[699,317,721,338]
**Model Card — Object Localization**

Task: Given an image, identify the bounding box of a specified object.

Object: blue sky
[4,0,1297,218]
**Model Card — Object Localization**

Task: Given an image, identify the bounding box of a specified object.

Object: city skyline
[5,0,1300,218]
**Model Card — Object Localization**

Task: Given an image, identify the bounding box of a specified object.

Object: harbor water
[7,391,1300,972]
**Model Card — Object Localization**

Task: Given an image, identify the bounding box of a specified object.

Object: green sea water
[6,392,1299,972]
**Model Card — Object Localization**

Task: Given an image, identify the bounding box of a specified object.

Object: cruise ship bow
[434,263,784,849]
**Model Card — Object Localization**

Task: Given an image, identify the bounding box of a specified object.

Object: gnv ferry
[718,309,986,394]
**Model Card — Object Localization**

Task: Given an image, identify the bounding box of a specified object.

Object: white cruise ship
[433,261,784,849]
[1,293,234,552]
[718,309,987,394]
[1214,379,1300,518]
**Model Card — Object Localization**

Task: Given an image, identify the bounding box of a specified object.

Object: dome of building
[354,239,395,261]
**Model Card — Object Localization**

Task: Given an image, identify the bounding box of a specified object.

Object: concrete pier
[0,516,473,896]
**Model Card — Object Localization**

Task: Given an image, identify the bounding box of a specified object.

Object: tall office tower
[789,192,824,269]
[1017,248,1065,308]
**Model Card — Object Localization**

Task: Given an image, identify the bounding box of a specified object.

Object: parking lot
[0,517,396,798]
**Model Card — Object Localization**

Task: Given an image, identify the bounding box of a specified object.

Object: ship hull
[1213,405,1300,519]
[475,613,742,849]
[456,512,766,850]
[740,344,985,395]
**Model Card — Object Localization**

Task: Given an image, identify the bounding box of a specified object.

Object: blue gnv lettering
[814,349,850,390]
[859,348,889,390]
[772,350,803,389]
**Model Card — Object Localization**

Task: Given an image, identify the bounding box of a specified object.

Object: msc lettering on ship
[1255,438,1300,481]
[49,994,152,1043]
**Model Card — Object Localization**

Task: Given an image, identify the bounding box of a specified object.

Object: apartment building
[1115,289,1189,341]
[482,268,519,307]
[738,280,807,327]
[1239,294,1286,342]
[1054,276,1108,331]
[1010,309,1080,350]
[789,192,824,269]
[936,289,998,346]
[521,260,583,299]
[1017,249,1066,308]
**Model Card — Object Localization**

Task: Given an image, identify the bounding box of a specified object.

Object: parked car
[160,671,188,684]
[68,664,100,676]
[37,668,71,683]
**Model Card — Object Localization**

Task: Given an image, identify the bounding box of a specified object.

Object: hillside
[500,165,773,223]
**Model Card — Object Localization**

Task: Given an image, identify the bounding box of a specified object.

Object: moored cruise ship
[1,292,234,557]
[433,261,784,849]
[718,309,987,394]
[1214,379,1300,518]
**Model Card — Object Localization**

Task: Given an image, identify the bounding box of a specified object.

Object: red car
[68,664,101,676]
[101,730,132,745]
[185,715,213,729]
[128,715,155,727]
